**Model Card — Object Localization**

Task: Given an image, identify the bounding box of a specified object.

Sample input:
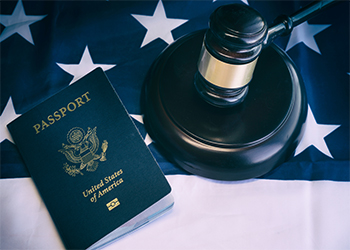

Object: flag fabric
[1,0,349,249]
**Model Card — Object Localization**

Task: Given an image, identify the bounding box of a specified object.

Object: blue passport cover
[7,68,172,249]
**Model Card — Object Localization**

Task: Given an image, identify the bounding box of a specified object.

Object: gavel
[195,0,336,107]
[144,0,338,180]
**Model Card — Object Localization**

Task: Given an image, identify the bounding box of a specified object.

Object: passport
[7,68,173,249]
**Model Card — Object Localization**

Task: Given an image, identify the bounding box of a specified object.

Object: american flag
[1,0,349,249]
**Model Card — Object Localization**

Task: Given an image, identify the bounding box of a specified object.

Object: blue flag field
[1,1,349,249]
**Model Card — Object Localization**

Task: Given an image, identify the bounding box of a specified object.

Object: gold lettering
[82,172,124,202]
[98,178,123,198]
[98,189,107,198]
[104,176,109,184]
[97,179,104,189]
[67,102,76,112]
[53,111,61,121]
[41,120,50,130]
[59,107,67,117]
[33,124,41,134]
[47,115,55,125]
[82,179,105,198]
[81,91,91,103]
[33,92,93,135]
[75,97,85,107]
[104,170,123,184]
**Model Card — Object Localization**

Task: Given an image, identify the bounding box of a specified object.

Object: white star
[0,0,46,45]
[294,105,340,158]
[130,114,153,146]
[56,46,116,85]
[286,21,331,54]
[131,0,188,48]
[0,97,21,144]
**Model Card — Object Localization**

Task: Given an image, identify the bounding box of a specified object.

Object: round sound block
[144,30,307,181]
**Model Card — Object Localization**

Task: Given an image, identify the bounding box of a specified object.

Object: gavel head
[195,4,268,107]
[143,2,308,180]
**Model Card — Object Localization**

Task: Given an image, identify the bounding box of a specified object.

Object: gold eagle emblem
[59,127,108,177]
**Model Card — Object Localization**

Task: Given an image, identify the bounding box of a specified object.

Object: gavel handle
[263,0,338,47]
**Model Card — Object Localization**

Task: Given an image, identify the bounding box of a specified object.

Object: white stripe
[1,176,349,249]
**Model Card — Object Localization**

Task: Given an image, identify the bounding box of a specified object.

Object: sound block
[143,30,307,181]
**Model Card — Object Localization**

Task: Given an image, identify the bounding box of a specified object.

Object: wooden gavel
[195,0,336,107]
[143,0,338,180]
